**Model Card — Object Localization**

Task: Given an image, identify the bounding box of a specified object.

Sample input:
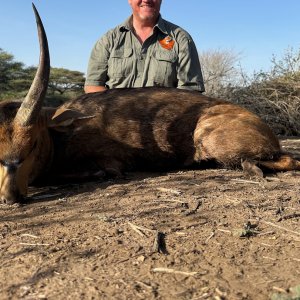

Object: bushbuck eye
[0,140,37,171]
[0,159,23,173]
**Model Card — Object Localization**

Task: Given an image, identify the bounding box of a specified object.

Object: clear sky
[0,0,299,75]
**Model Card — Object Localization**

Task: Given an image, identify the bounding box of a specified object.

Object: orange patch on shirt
[159,36,175,50]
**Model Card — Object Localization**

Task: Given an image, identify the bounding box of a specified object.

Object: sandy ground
[0,138,299,300]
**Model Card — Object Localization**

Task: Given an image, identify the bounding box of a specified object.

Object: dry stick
[20,234,39,239]
[135,281,153,290]
[128,222,157,239]
[262,256,277,261]
[257,220,300,236]
[156,198,187,205]
[156,187,182,195]
[257,279,284,285]
[152,267,199,276]
[175,232,187,236]
[128,222,147,237]
[215,287,227,298]
[231,179,262,185]
[257,230,276,236]
[205,232,215,243]
[19,242,50,246]
[272,286,288,294]
[292,258,300,262]
[128,222,167,254]
[265,176,282,182]
[128,222,155,233]
[217,228,232,234]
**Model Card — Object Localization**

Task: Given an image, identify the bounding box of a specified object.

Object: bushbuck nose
[1,193,24,205]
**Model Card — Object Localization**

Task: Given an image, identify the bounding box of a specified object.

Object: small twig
[85,277,94,281]
[258,220,300,236]
[128,222,156,240]
[156,198,187,205]
[175,231,187,236]
[257,279,284,285]
[128,222,147,237]
[257,230,275,236]
[265,176,282,182]
[20,234,39,239]
[258,242,273,247]
[156,187,182,196]
[152,267,200,276]
[128,222,155,232]
[292,258,300,262]
[231,178,261,185]
[215,287,227,298]
[262,256,277,261]
[19,242,50,246]
[217,228,232,234]
[272,286,288,294]
[135,281,153,290]
[205,232,215,243]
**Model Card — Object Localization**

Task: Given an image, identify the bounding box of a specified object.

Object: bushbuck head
[0,4,50,204]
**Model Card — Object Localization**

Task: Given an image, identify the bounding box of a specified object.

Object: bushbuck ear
[46,107,95,130]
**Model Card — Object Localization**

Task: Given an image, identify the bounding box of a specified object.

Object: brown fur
[2,5,298,204]
[0,87,299,204]
[56,87,299,174]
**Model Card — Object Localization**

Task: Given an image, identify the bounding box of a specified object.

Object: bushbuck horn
[14,3,50,126]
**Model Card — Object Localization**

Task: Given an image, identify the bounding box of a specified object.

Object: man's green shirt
[85,15,205,92]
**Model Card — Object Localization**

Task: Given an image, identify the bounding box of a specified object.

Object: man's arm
[177,35,205,92]
[84,35,110,94]
[84,85,107,93]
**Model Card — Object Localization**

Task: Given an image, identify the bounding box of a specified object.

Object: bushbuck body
[0,5,299,204]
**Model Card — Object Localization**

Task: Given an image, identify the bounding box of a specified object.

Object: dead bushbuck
[0,5,299,204]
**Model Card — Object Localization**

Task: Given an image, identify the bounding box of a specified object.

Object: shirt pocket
[151,50,178,86]
[154,51,177,63]
[108,48,133,78]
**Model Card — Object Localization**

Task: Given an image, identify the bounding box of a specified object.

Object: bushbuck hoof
[241,159,264,178]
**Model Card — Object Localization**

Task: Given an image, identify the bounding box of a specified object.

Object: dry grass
[203,47,300,136]
[228,73,300,136]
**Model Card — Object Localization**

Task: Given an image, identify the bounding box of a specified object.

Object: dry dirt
[0,138,300,300]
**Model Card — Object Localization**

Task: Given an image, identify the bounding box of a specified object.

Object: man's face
[128,0,162,23]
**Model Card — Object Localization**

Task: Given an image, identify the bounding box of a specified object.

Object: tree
[199,49,242,97]
[48,68,85,95]
[0,48,26,92]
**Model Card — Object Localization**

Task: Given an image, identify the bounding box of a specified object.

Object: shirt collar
[120,16,133,32]
[155,15,168,35]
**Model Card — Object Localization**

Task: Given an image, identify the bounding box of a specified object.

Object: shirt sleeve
[177,35,205,92]
[84,35,110,87]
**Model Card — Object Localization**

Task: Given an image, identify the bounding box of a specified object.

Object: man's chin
[138,13,159,23]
